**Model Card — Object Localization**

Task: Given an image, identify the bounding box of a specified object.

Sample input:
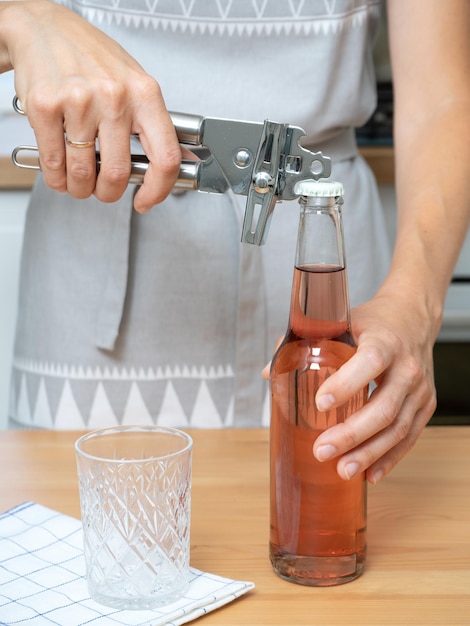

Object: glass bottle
[269,180,368,586]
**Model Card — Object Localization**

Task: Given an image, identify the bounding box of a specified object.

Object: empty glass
[75,425,192,610]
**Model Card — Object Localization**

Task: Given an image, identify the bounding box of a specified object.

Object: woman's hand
[312,287,438,484]
[263,285,438,485]
[0,0,181,211]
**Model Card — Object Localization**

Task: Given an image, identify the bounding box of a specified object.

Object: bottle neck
[289,195,352,340]
[295,195,346,269]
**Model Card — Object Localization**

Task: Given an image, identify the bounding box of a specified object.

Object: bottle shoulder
[271,332,356,377]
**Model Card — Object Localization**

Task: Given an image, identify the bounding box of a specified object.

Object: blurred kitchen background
[1,8,469,427]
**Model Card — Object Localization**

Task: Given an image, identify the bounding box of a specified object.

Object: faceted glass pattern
[75,426,192,610]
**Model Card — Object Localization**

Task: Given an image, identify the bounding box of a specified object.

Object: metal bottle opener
[11,96,331,245]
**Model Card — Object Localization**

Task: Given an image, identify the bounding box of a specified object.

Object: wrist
[376,271,444,342]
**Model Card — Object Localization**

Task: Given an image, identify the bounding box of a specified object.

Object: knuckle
[159,146,183,177]
[100,161,131,185]
[362,445,378,470]
[417,382,437,415]
[136,75,164,101]
[363,344,388,374]
[341,425,361,451]
[427,392,437,415]
[392,417,410,443]
[26,91,61,121]
[63,84,93,112]
[97,81,127,117]
[394,430,419,462]
[40,152,65,173]
[139,148,182,207]
[402,355,422,383]
[405,427,420,449]
[68,161,96,182]
[377,395,399,428]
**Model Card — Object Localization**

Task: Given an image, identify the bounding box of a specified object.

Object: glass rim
[75,425,193,463]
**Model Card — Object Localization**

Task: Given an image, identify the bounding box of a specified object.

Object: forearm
[380,105,470,338]
[380,0,470,339]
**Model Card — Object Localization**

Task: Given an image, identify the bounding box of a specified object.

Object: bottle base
[270,550,365,587]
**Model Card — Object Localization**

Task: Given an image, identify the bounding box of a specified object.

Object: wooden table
[0,427,469,625]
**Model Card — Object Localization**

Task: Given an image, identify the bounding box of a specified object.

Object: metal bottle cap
[294,179,344,198]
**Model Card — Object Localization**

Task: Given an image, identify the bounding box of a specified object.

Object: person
[1,0,469,485]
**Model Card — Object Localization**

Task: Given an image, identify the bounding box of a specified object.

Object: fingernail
[316,393,335,412]
[315,444,337,462]
[344,462,360,480]
[370,469,384,484]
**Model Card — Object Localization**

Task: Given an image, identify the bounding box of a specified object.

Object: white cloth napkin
[0,502,254,625]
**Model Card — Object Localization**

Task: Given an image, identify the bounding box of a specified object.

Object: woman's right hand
[0,0,182,212]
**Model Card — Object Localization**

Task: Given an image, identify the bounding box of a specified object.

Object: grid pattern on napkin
[0,502,254,626]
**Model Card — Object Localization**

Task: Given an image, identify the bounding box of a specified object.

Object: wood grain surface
[0,427,468,625]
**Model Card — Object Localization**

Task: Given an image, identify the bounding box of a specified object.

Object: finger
[337,400,433,484]
[315,341,390,412]
[132,96,182,212]
[333,393,418,481]
[363,398,435,484]
[62,81,131,201]
[93,119,132,203]
[29,85,99,198]
[62,89,97,198]
[315,379,435,482]
[25,94,67,193]
[64,132,98,199]
[313,373,411,462]
[262,336,284,380]
[262,363,270,380]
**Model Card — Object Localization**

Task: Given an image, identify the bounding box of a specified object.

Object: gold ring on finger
[65,136,96,149]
